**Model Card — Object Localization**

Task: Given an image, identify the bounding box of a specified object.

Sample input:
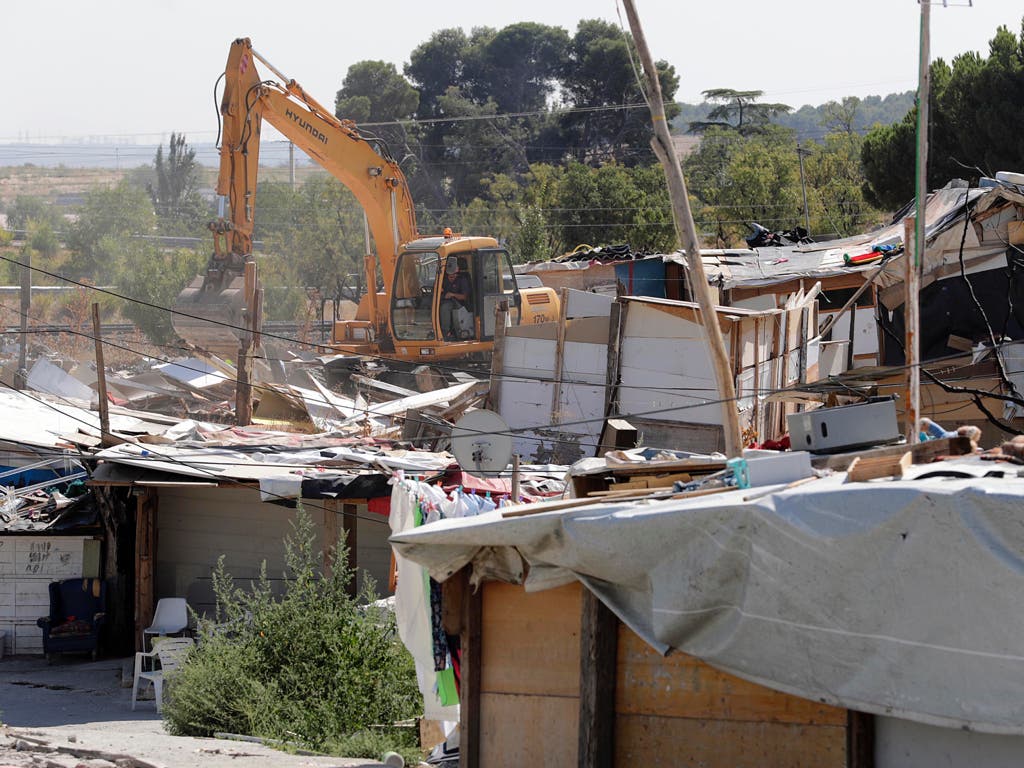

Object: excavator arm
[174,37,419,352]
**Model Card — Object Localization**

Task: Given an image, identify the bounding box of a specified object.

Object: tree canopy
[862,19,1024,209]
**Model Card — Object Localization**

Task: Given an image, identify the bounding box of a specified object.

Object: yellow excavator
[173,38,559,362]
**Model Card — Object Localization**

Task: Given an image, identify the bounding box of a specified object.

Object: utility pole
[16,251,30,390]
[289,141,296,190]
[797,143,812,233]
[906,0,932,444]
[621,0,741,457]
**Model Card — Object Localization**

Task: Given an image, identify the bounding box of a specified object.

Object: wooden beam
[622,0,741,458]
[578,588,618,768]
[461,569,482,768]
[603,300,624,423]
[134,488,157,652]
[550,287,570,426]
[91,303,112,446]
[487,301,508,412]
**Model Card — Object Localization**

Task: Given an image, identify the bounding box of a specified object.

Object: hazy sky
[2,0,1019,143]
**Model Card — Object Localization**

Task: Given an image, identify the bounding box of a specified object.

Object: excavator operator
[440,258,471,340]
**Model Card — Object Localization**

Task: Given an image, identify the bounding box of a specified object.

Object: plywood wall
[475,579,851,768]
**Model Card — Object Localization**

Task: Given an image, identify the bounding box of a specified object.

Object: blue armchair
[36,578,107,661]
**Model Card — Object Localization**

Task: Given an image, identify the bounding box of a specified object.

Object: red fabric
[367,496,391,516]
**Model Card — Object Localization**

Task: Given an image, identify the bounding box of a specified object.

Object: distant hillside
[672,91,915,140]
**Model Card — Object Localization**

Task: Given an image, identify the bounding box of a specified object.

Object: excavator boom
[173,38,557,363]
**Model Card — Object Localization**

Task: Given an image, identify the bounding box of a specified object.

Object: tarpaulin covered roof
[391,456,1024,734]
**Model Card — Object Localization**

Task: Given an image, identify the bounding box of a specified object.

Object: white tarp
[391,462,1024,734]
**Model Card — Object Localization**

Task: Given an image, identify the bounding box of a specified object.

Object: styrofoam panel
[624,304,707,340]
[503,337,557,373]
[561,342,607,383]
[498,380,556,429]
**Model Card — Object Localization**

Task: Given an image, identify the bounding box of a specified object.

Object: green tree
[689,89,793,136]
[5,195,64,235]
[259,176,365,296]
[684,126,803,246]
[559,19,680,166]
[66,182,156,282]
[862,20,1024,209]
[335,61,419,124]
[149,133,206,236]
[546,161,675,254]
[113,241,208,344]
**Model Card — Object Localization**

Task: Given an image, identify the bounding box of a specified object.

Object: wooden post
[16,251,29,389]
[578,587,618,768]
[235,260,258,426]
[342,502,359,598]
[603,300,624,422]
[460,571,482,768]
[134,488,157,652]
[511,453,521,504]
[550,287,570,425]
[91,303,111,444]
[904,217,920,444]
[487,300,509,412]
[621,0,741,457]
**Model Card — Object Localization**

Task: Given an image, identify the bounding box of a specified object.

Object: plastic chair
[143,598,189,649]
[131,636,194,711]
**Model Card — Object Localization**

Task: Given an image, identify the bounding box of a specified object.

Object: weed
[162,508,420,752]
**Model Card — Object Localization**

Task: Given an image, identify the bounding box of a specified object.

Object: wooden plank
[480,693,578,767]
[846,451,912,482]
[461,570,483,768]
[603,300,624,426]
[616,628,846,726]
[550,287,570,426]
[481,581,581,697]
[579,588,618,768]
[349,373,418,400]
[812,436,972,472]
[615,715,847,768]
[487,301,508,412]
[134,488,156,651]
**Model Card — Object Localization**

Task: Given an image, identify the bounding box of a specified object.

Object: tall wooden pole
[904,218,920,444]
[905,1,931,445]
[235,259,258,426]
[16,251,30,389]
[91,303,111,444]
[621,0,741,457]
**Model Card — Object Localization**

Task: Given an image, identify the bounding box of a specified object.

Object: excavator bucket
[171,273,248,358]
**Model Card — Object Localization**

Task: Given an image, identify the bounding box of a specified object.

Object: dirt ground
[0,656,390,768]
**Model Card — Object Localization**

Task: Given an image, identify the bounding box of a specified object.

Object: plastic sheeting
[390,466,1024,734]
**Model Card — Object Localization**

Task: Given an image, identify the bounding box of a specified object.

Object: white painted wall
[0,536,96,655]
[877,716,1024,768]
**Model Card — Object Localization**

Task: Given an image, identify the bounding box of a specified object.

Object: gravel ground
[0,656,394,768]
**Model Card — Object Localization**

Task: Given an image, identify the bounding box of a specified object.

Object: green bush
[163,509,420,751]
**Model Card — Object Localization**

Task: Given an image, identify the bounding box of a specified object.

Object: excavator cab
[390,243,524,348]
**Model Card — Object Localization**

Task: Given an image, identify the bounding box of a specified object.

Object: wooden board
[615,714,847,767]
[480,693,579,767]
[481,580,581,697]
[615,628,846,726]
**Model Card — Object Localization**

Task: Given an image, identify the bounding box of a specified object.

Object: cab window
[392,251,439,340]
